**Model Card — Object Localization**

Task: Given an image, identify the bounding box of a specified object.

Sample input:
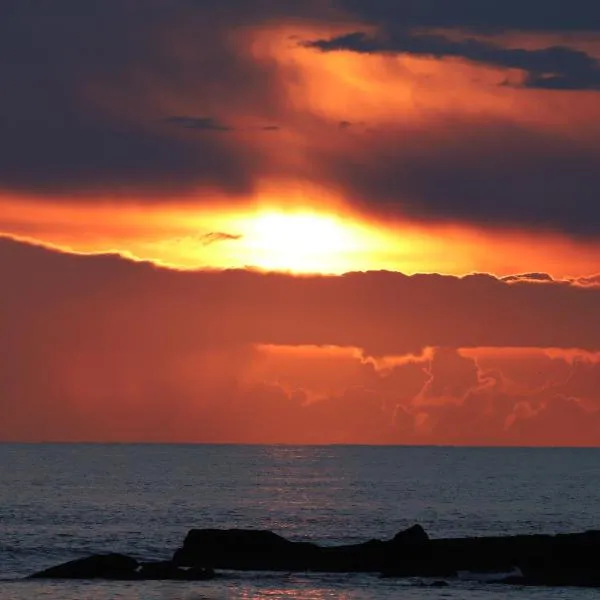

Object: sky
[1,0,599,444]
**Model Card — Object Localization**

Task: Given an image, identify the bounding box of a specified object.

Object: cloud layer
[305,31,600,90]
[0,0,600,240]
[1,236,599,444]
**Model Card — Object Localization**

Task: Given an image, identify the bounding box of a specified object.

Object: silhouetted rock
[29,526,600,587]
[174,525,600,587]
[29,553,139,579]
[173,528,321,571]
[317,539,387,572]
[392,524,429,545]
[29,554,216,581]
[383,528,600,587]
[173,525,430,573]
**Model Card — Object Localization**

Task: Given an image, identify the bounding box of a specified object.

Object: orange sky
[1,1,599,445]
[3,194,600,277]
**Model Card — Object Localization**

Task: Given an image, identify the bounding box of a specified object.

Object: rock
[392,524,429,545]
[29,526,600,587]
[496,531,600,588]
[173,526,427,573]
[173,528,321,571]
[29,555,216,581]
[384,529,600,587]
[382,524,435,577]
[29,553,139,579]
[317,539,387,572]
[174,525,600,587]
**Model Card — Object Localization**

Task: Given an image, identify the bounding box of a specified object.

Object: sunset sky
[1,0,600,445]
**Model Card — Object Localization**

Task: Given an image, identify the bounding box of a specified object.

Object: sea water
[1,444,599,599]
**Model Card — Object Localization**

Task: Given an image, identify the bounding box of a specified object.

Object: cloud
[396,348,600,445]
[2,236,600,357]
[0,239,600,444]
[1,236,599,443]
[199,232,243,245]
[573,274,600,287]
[339,0,600,33]
[313,115,600,237]
[0,0,600,242]
[0,0,299,196]
[502,273,555,283]
[304,31,600,90]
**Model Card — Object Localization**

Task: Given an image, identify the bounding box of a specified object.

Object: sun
[232,211,373,274]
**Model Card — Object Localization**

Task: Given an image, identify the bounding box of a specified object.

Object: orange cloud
[1,237,599,445]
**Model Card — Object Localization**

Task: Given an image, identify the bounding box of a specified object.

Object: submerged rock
[29,554,216,581]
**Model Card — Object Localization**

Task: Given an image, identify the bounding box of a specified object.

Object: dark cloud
[339,0,600,33]
[0,0,599,241]
[315,116,600,237]
[502,273,555,283]
[305,31,600,90]
[199,231,243,245]
[0,0,298,196]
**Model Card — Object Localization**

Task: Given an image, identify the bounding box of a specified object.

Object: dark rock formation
[383,529,600,586]
[28,553,139,579]
[173,529,322,571]
[173,526,429,573]
[173,525,600,587]
[29,554,215,581]
[28,526,600,588]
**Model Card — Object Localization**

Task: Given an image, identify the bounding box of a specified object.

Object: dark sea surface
[1,443,599,599]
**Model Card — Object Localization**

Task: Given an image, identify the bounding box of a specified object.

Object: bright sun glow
[235,211,371,273]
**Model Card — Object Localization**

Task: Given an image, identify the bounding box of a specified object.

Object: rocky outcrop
[172,525,432,573]
[173,525,600,587]
[28,526,600,587]
[384,529,600,584]
[172,529,322,571]
[28,553,215,581]
[28,553,139,579]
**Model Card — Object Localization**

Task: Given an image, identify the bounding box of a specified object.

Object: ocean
[1,444,599,600]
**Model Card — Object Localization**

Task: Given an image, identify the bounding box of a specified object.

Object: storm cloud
[1,0,600,238]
